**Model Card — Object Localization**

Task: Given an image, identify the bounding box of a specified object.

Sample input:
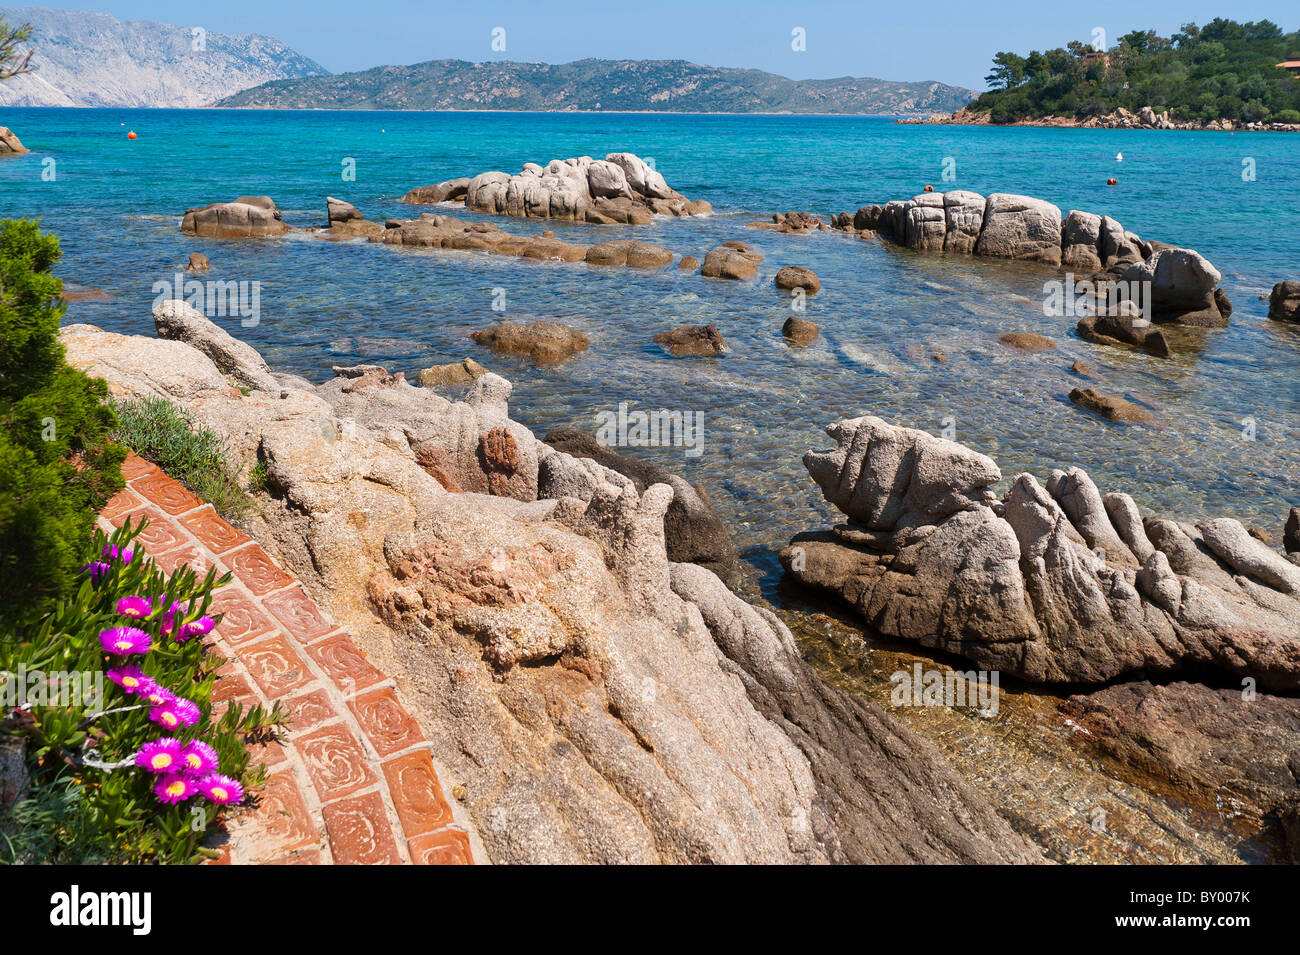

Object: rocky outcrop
[542,428,738,575]
[652,324,726,357]
[0,127,26,155]
[153,300,279,392]
[774,266,821,293]
[903,105,1300,134]
[1269,281,1300,324]
[584,240,674,269]
[470,322,589,364]
[781,415,1300,689]
[437,153,709,224]
[748,211,825,233]
[61,311,1041,864]
[379,212,588,260]
[834,191,1231,326]
[700,244,761,280]
[181,196,289,238]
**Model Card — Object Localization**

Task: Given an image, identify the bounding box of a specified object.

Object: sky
[10,1,1300,89]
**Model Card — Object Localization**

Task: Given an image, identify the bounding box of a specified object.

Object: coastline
[900,105,1300,133]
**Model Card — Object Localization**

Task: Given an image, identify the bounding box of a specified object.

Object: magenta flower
[80,561,111,581]
[180,740,219,775]
[107,665,154,696]
[99,626,152,656]
[102,544,135,565]
[135,739,185,774]
[151,696,200,730]
[177,616,216,642]
[115,595,153,619]
[153,773,198,804]
[197,774,244,805]
[141,683,175,708]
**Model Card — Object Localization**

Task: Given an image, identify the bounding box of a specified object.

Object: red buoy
[1106,177,1118,186]
[127,130,137,140]
[923,184,934,192]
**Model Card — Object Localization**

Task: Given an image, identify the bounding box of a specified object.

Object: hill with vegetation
[216,58,974,114]
[969,18,1300,125]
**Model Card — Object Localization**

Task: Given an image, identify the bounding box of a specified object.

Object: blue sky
[14,1,1300,88]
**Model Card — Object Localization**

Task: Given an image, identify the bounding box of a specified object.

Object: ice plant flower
[177,615,216,641]
[99,626,152,656]
[151,696,200,730]
[80,561,110,581]
[180,740,219,776]
[102,544,134,565]
[141,684,175,707]
[107,665,154,696]
[198,774,244,805]
[115,595,153,619]
[154,773,198,804]
[135,739,185,774]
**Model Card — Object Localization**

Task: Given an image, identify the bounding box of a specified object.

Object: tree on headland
[970,18,1300,124]
[0,14,34,80]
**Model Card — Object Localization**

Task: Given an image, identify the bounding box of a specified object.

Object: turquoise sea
[2,108,1298,577]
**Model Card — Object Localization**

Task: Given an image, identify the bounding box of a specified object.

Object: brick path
[97,454,475,865]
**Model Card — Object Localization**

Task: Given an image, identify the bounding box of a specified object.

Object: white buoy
[1116,152,1123,161]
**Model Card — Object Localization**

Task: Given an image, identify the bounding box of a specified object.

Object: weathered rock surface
[1069,387,1154,424]
[379,213,588,261]
[1121,248,1228,327]
[976,193,1063,264]
[1286,508,1300,555]
[1269,281,1300,324]
[181,196,289,238]
[451,153,708,224]
[0,126,26,155]
[585,239,674,269]
[1076,310,1171,358]
[153,299,279,392]
[418,357,489,388]
[185,252,210,273]
[999,331,1055,350]
[774,265,821,293]
[781,415,1300,689]
[400,177,471,205]
[326,196,362,224]
[782,315,819,345]
[748,211,824,233]
[652,324,726,357]
[542,427,737,575]
[61,312,1041,864]
[471,321,589,364]
[700,245,761,280]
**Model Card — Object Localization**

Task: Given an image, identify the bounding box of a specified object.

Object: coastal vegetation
[971,18,1300,124]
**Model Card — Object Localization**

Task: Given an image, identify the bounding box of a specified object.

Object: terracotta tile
[265,849,322,865]
[263,586,335,644]
[225,544,294,596]
[303,633,386,697]
[179,506,251,555]
[204,845,232,865]
[382,750,453,838]
[408,827,473,865]
[241,634,314,698]
[152,543,215,578]
[110,506,188,554]
[100,487,143,520]
[210,671,257,707]
[226,769,318,862]
[131,471,203,516]
[283,688,341,730]
[120,453,160,482]
[295,724,378,802]
[209,586,277,647]
[321,791,402,865]
[350,687,423,757]
[245,734,290,770]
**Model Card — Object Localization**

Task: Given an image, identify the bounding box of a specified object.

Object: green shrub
[112,396,250,521]
[0,517,286,864]
[0,220,125,629]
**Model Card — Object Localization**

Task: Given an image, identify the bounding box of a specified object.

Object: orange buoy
[127,130,137,140]
[923,184,934,192]
[1106,177,1117,185]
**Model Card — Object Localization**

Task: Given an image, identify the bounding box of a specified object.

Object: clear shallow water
[5,107,1297,860]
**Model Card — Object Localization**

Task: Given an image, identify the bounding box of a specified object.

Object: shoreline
[900,106,1300,134]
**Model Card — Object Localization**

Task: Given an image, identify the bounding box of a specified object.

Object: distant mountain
[216,58,975,114]
[0,6,328,107]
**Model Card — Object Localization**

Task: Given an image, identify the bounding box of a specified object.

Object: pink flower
[102,544,135,565]
[197,774,243,805]
[115,595,153,619]
[153,773,198,804]
[179,740,219,776]
[177,616,216,641]
[150,696,200,730]
[80,561,110,581]
[107,665,154,696]
[99,626,151,656]
[135,739,185,774]
[141,684,175,708]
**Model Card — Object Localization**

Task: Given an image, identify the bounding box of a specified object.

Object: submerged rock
[1076,310,1171,358]
[471,321,589,364]
[652,324,726,357]
[774,265,821,293]
[782,315,819,345]
[585,239,674,268]
[781,415,1300,689]
[1069,386,1155,423]
[999,331,1055,350]
[700,245,761,280]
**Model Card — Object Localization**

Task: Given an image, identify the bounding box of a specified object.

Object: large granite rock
[700,245,761,280]
[0,126,26,155]
[1121,248,1227,327]
[400,177,471,205]
[782,415,1300,689]
[470,321,589,365]
[60,316,1041,865]
[1269,281,1300,324]
[942,190,985,253]
[455,152,708,224]
[974,193,1063,264]
[181,196,289,238]
[153,299,278,391]
[1061,210,1104,271]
